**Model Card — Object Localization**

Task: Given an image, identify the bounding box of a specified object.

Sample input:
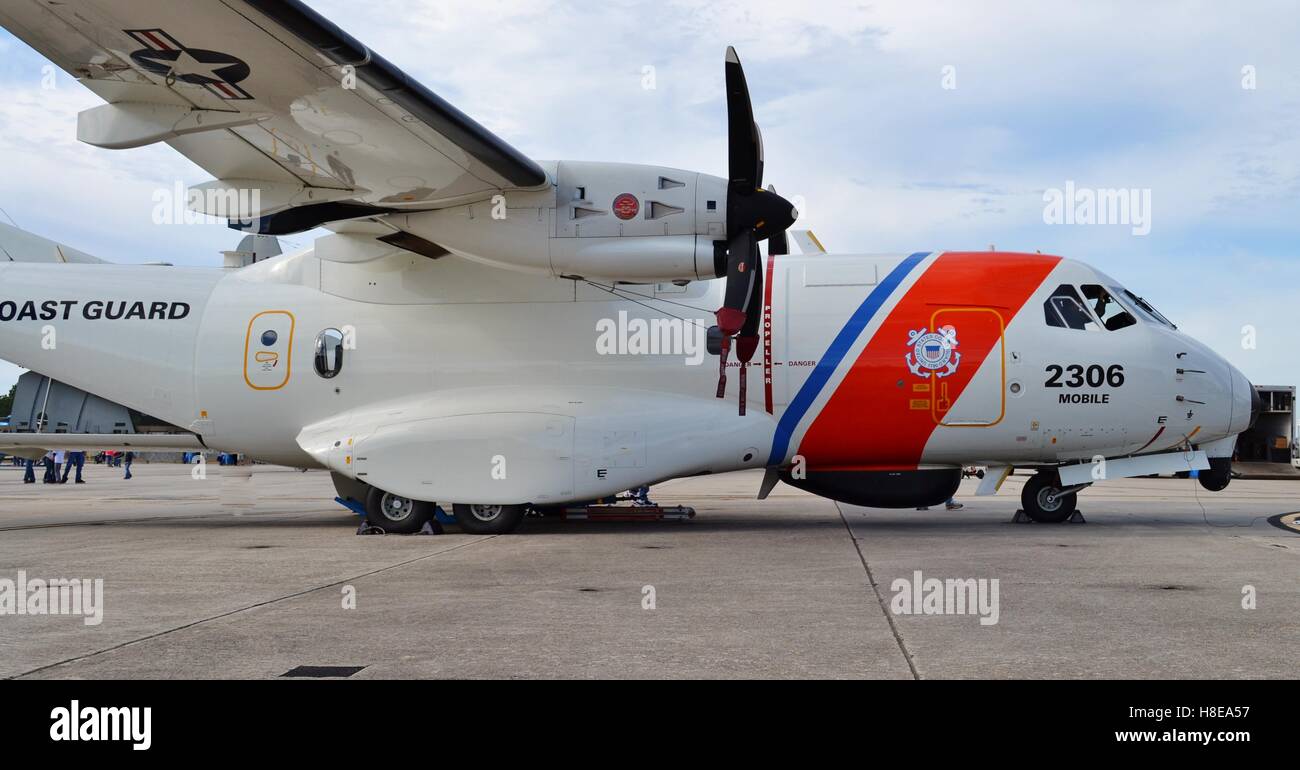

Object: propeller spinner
[713,47,798,414]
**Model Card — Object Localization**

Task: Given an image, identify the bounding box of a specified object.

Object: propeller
[713,47,798,413]
[765,185,790,258]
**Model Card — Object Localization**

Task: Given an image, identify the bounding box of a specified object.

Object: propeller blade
[725,46,761,205]
[723,48,795,242]
[717,228,757,337]
[766,185,790,256]
[734,250,764,416]
[768,230,788,256]
[736,250,763,359]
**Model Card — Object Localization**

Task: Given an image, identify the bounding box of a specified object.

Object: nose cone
[1230,367,1257,435]
[1248,378,1262,430]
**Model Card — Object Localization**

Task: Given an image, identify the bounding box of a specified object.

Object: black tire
[1020,473,1077,523]
[1198,470,1231,492]
[365,487,433,534]
[452,503,527,534]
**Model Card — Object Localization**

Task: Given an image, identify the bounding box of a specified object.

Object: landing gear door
[929,307,1005,426]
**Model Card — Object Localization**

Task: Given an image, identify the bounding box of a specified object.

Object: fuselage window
[1044,284,1098,330]
[314,328,345,379]
[1081,285,1136,331]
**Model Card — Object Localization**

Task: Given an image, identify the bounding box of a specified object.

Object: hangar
[1234,385,1298,477]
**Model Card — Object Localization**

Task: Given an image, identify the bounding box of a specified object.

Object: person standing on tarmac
[61,450,86,484]
[23,457,35,484]
[41,451,57,483]
[917,496,964,511]
[123,451,134,480]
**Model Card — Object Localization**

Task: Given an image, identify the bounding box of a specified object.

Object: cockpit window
[1044,284,1099,331]
[1116,287,1176,329]
[1081,285,1136,331]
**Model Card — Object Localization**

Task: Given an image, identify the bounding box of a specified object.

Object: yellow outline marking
[929,307,1007,427]
[243,310,295,391]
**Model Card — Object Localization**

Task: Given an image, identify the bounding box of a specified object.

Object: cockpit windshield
[1044,284,1099,331]
[1114,287,1176,329]
[1081,285,1136,331]
[1042,282,1177,332]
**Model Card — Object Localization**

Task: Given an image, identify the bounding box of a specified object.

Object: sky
[1,0,1298,398]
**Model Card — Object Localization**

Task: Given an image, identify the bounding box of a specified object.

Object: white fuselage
[0,247,1253,506]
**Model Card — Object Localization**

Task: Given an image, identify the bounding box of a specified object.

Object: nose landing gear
[1020,473,1079,523]
[1198,457,1232,492]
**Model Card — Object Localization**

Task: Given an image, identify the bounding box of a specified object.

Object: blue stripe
[767,251,931,465]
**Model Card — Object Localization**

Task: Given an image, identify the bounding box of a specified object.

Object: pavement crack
[835,502,921,680]
[5,535,497,680]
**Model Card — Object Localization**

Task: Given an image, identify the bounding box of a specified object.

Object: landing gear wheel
[1199,471,1231,492]
[452,503,527,535]
[365,487,432,534]
[1020,473,1077,523]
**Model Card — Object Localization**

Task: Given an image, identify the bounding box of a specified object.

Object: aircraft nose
[1248,377,1262,430]
[1230,366,1257,435]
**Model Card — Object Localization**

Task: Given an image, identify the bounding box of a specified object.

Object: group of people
[21,450,133,484]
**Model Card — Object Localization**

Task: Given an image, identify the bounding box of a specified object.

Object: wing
[0,0,548,234]
[0,434,204,453]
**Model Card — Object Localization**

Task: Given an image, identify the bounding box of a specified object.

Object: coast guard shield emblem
[906,326,961,378]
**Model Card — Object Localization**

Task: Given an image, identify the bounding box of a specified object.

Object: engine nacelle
[398,161,728,283]
[782,468,963,509]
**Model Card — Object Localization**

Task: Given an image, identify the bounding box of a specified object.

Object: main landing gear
[337,474,527,535]
[1020,472,1079,524]
[363,492,528,535]
[365,487,434,535]
[451,503,527,535]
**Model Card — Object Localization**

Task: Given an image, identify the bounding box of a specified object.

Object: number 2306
[1045,364,1125,388]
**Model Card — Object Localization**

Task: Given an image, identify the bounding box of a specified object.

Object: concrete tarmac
[0,462,1295,679]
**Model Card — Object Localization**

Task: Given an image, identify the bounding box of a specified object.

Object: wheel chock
[356,521,386,535]
[1011,509,1087,524]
